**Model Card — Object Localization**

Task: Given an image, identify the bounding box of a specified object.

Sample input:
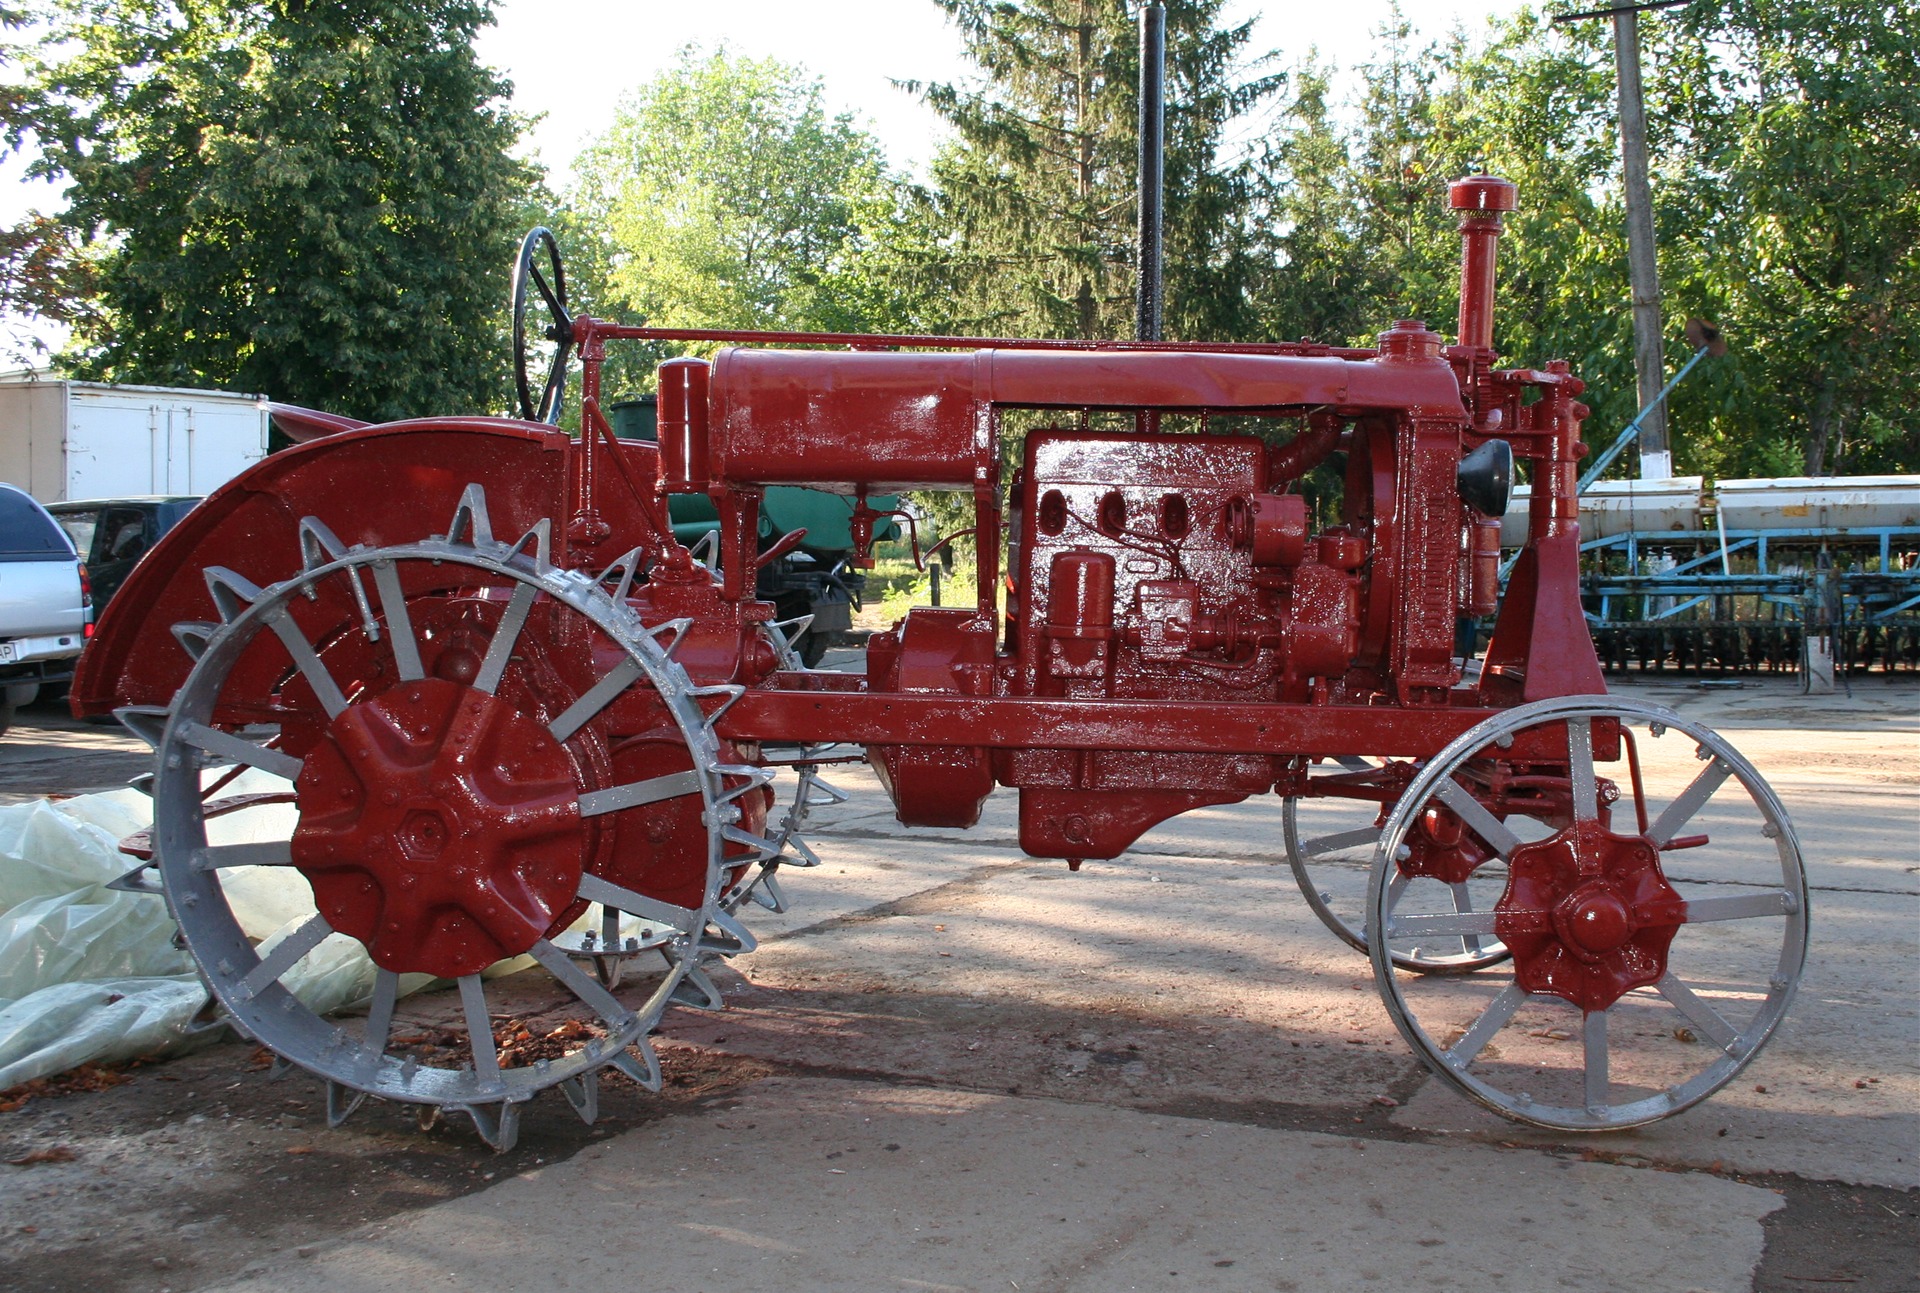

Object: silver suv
[0,482,89,733]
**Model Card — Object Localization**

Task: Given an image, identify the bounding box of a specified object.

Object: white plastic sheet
[0,771,630,1090]
[0,778,404,1090]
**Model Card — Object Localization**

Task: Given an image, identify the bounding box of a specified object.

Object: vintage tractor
[75,177,1807,1148]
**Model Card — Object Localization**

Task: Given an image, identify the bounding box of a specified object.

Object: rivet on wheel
[1760,822,1780,839]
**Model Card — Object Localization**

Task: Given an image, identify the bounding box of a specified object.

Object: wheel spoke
[472,583,538,696]
[191,840,294,870]
[576,873,699,934]
[370,561,425,682]
[1682,890,1796,922]
[364,969,400,1054]
[529,263,563,320]
[1444,982,1526,1066]
[238,914,333,999]
[457,975,501,1086]
[266,611,349,719]
[1583,1009,1610,1113]
[1647,757,1733,847]
[1386,909,1503,939]
[1654,972,1740,1049]
[1449,882,1486,955]
[528,939,636,1032]
[1304,825,1379,858]
[1433,778,1524,858]
[548,658,644,743]
[179,720,303,782]
[578,770,702,818]
[1566,718,1599,823]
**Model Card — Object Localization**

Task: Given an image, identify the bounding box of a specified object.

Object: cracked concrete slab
[199,1077,1785,1293]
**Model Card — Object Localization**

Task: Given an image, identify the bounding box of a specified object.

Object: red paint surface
[88,175,1625,977]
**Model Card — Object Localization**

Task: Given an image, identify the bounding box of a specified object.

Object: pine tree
[13,0,534,422]
[913,0,1281,341]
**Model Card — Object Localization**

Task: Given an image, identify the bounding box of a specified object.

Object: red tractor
[77,177,1806,1149]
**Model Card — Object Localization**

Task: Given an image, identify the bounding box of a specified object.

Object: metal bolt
[1649,722,1667,737]
[1759,822,1780,839]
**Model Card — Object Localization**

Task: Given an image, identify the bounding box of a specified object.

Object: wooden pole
[1555,0,1690,480]
[1612,9,1669,479]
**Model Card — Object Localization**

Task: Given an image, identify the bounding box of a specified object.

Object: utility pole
[1555,0,1690,480]
[1136,2,1166,343]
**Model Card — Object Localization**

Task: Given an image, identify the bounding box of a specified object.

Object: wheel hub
[1495,820,1686,1011]
[1396,804,1488,884]
[292,678,584,977]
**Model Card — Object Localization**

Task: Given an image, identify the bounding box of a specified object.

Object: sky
[3,0,1533,356]
[478,0,1533,184]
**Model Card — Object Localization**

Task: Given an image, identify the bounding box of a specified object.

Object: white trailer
[0,370,270,503]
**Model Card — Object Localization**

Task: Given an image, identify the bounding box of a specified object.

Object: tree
[561,47,927,398]
[913,0,1283,341]
[1250,56,1374,347]
[10,0,533,422]
[1655,0,1920,476]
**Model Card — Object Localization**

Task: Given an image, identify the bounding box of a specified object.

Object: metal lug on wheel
[326,1080,368,1128]
[105,860,164,896]
[170,620,218,661]
[751,873,788,913]
[609,1038,663,1093]
[114,705,170,749]
[671,963,727,1011]
[559,1071,600,1126]
[446,483,496,547]
[268,1054,296,1082]
[203,566,267,622]
[416,1106,442,1132]
[462,1100,521,1154]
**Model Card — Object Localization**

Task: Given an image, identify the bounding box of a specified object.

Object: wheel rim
[144,489,768,1145]
[1367,695,1808,1130]
[1285,756,1512,974]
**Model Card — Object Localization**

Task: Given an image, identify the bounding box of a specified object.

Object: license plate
[0,641,15,664]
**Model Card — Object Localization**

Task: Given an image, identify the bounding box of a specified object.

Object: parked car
[0,482,89,733]
[49,495,200,615]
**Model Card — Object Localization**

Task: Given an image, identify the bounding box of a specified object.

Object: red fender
[72,417,661,716]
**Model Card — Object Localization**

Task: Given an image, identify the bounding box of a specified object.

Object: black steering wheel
[511,227,573,424]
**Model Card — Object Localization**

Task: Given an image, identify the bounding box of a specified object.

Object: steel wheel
[1285,756,1511,974]
[1368,695,1808,1131]
[715,615,840,921]
[132,486,772,1149]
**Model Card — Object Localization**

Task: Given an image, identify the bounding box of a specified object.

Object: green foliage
[9,0,533,421]
[1254,1,1918,479]
[912,0,1283,341]
[562,47,932,400]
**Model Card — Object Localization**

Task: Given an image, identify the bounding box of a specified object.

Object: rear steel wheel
[134,486,771,1148]
[1368,696,1808,1130]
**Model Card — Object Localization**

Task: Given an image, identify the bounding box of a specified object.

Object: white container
[1499,477,1705,548]
[0,370,269,503]
[1713,476,1920,533]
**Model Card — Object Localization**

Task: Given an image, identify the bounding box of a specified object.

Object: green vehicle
[609,396,893,666]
